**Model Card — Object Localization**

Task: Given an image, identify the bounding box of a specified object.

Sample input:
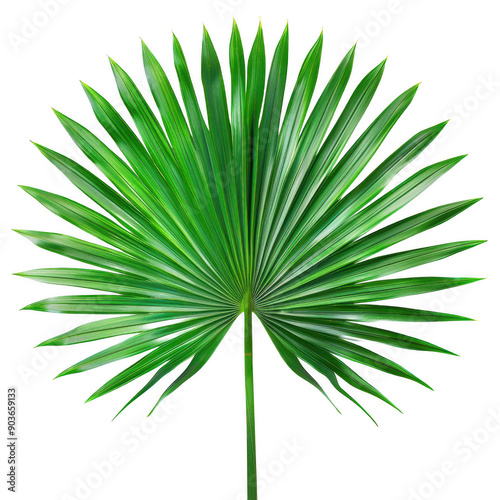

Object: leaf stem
[244,291,257,499]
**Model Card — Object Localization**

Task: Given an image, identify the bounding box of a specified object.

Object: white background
[1,1,499,499]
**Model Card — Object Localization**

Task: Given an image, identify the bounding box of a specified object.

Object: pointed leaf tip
[108,56,119,69]
[18,185,32,195]
[431,120,450,133]
[405,83,420,99]
[346,43,357,57]
[374,58,387,73]
[85,389,102,402]
[80,81,94,94]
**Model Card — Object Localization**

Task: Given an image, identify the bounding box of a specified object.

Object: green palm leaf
[17,22,483,499]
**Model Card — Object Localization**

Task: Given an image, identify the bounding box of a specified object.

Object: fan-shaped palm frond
[17,21,482,499]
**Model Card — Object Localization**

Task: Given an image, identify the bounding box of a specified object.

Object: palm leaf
[17,22,483,500]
